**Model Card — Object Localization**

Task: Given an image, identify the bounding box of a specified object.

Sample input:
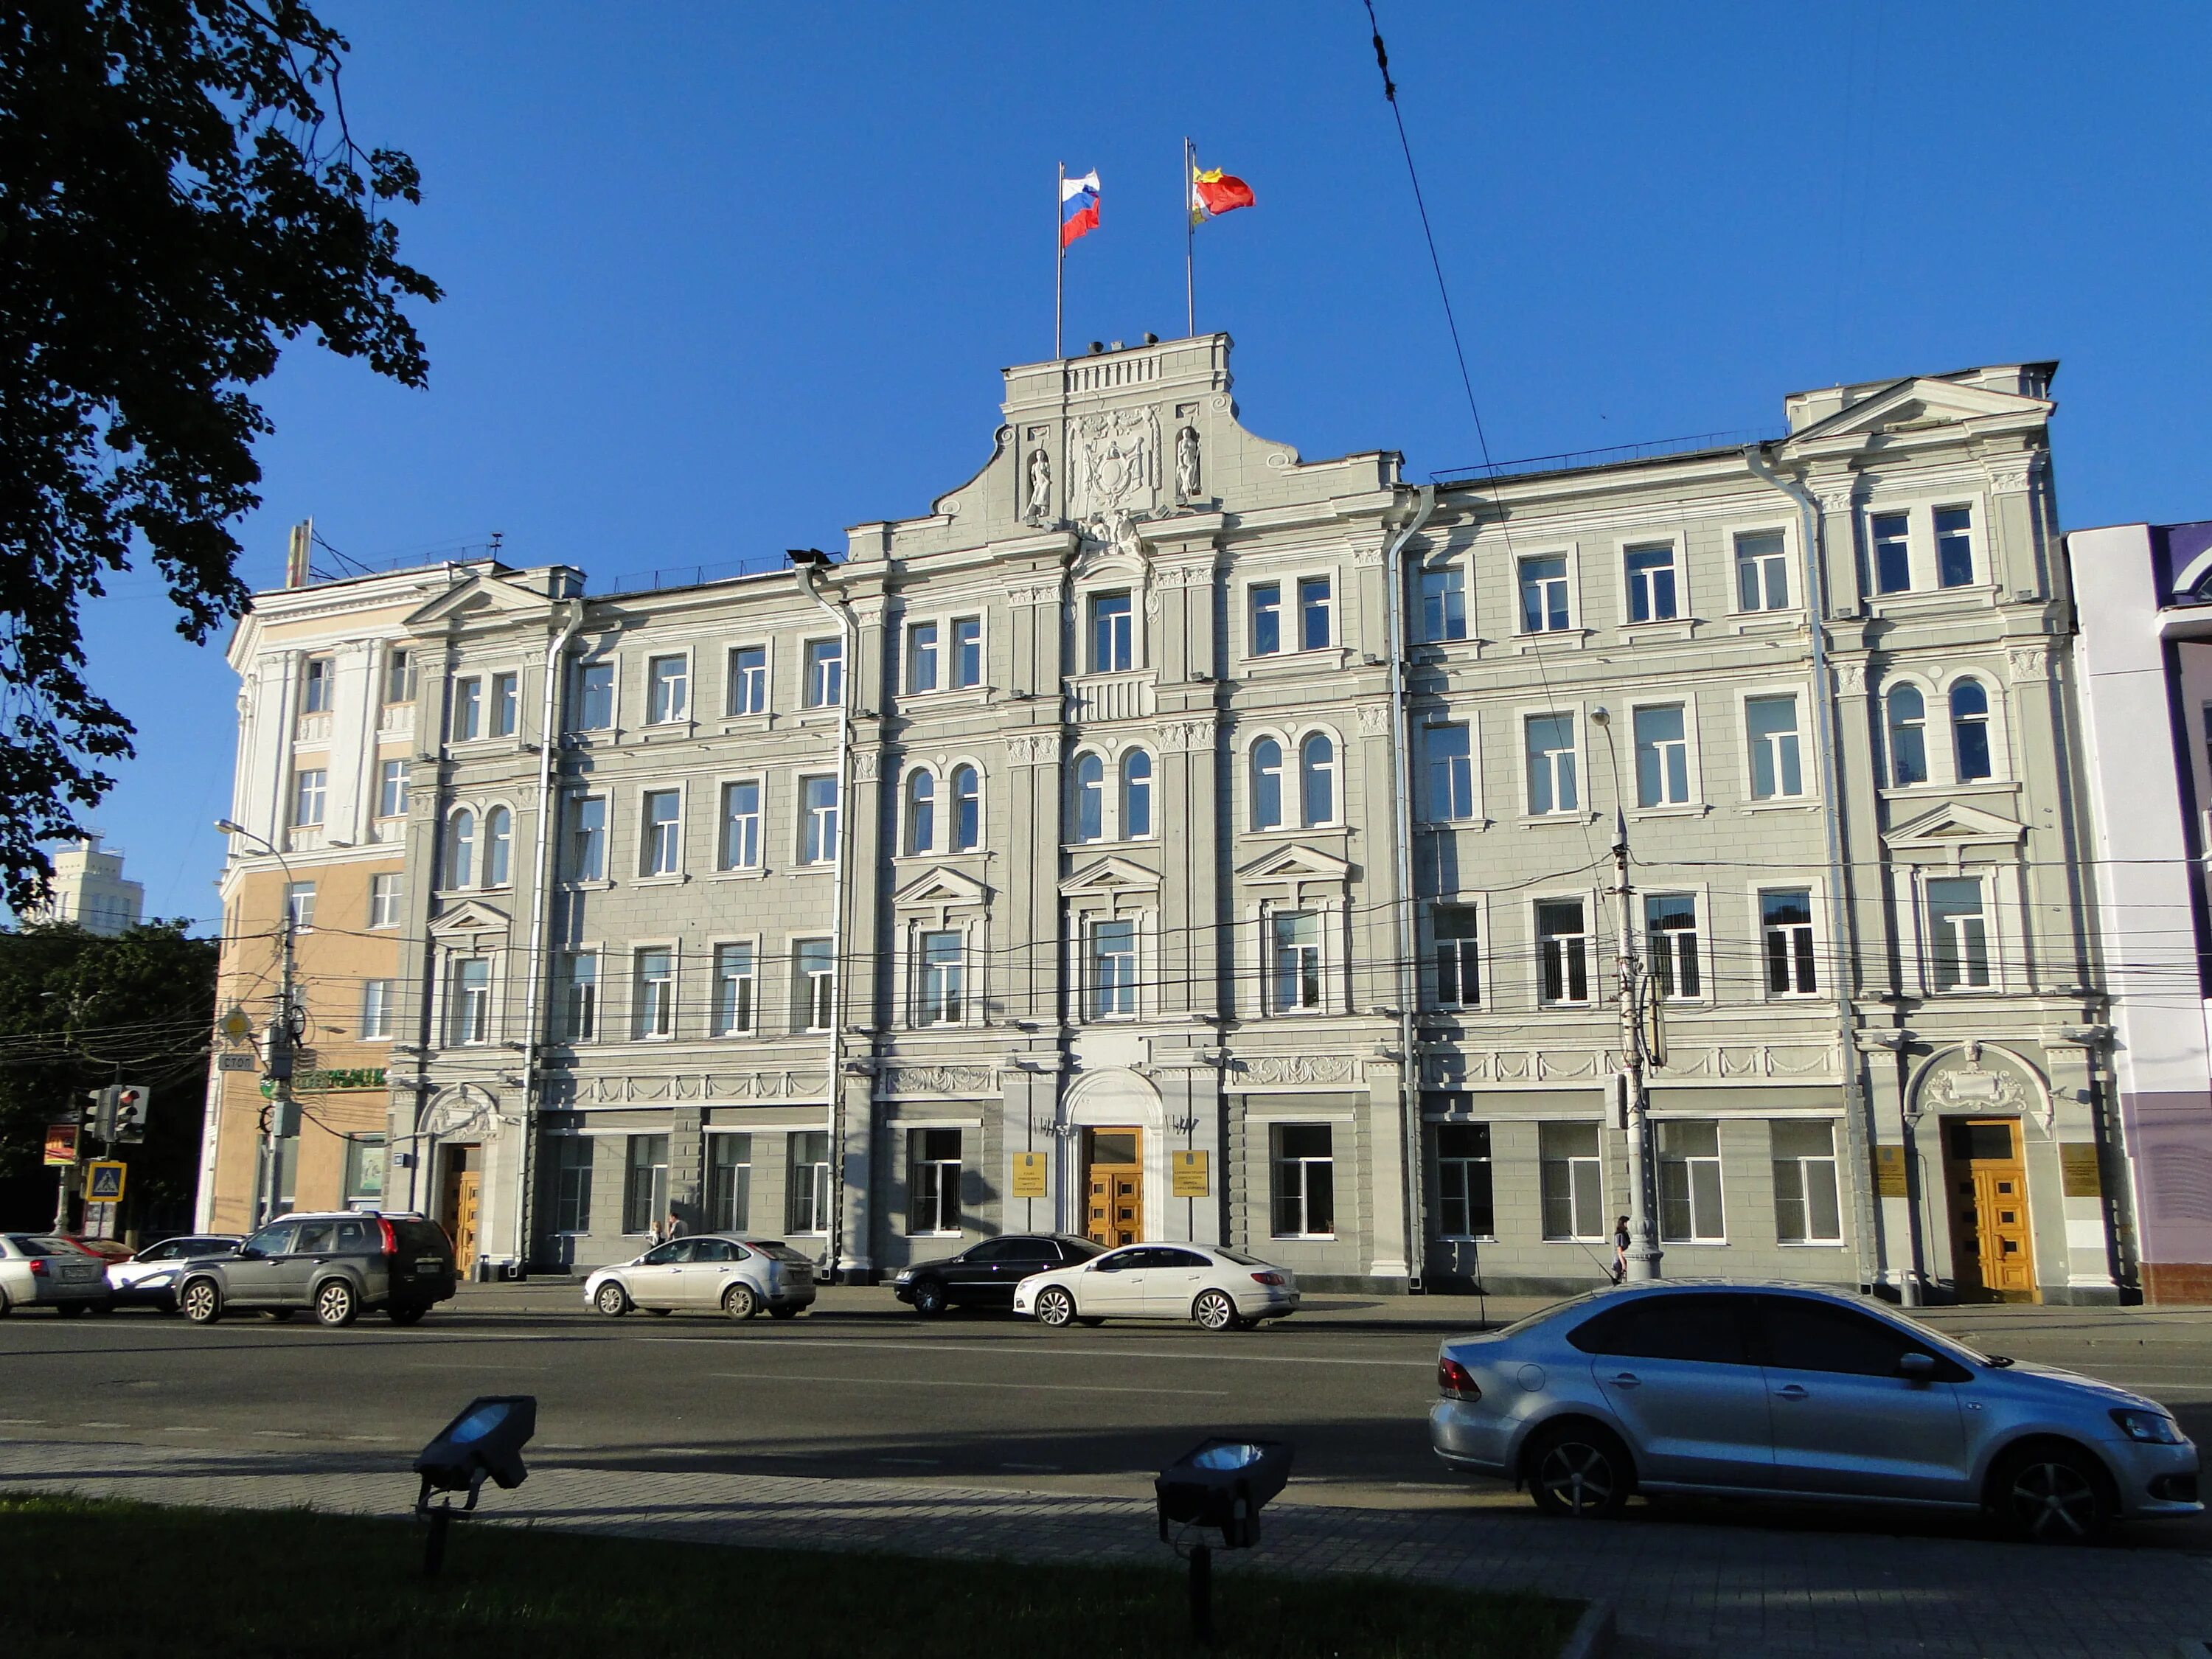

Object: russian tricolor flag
[1060,170,1100,249]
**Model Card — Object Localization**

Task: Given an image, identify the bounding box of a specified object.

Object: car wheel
[1193,1290,1239,1332]
[386,1304,427,1326]
[0,1287,12,1317]
[1035,1286,1077,1329]
[594,1281,631,1316]
[178,1279,222,1324]
[1525,1422,1633,1518]
[768,1305,801,1321]
[911,1279,949,1317]
[313,1280,359,1328]
[1996,1443,2112,1543]
[722,1283,759,1321]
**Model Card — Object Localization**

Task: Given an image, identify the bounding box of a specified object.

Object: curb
[1557,1599,1615,1659]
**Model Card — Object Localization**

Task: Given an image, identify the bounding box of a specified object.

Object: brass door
[1083,1127,1143,1248]
[440,1148,481,1271]
[1943,1118,2037,1304]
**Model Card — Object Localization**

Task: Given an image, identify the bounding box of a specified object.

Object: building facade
[208,339,2135,1302]
[26,834,145,935]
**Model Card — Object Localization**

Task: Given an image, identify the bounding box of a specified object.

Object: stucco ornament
[1071,406,1160,518]
[1024,448,1052,526]
[1087,506,1147,566]
[881,1065,999,1096]
[1175,425,1202,501]
[1913,1041,2039,1126]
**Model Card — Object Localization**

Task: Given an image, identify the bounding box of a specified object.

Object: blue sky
[69,1,2212,925]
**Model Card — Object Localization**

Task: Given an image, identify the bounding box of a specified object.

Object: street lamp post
[1586,711,1661,1282]
[216,818,299,1228]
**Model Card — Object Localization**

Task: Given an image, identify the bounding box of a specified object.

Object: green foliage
[0,1495,1576,1659]
[0,920,217,1227]
[0,0,439,913]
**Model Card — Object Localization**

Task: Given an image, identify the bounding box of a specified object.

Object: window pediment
[894,866,990,910]
[1787,376,2051,446]
[1236,842,1354,888]
[428,898,511,937]
[1884,800,2024,852]
[1060,855,1159,899]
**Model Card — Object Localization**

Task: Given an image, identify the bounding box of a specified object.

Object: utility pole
[259,899,298,1228]
[1608,807,1663,1281]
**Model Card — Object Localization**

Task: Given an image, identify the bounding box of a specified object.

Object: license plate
[417,1257,445,1273]
[64,1265,97,1281]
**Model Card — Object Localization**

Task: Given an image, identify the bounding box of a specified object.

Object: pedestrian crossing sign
[85,1161,125,1202]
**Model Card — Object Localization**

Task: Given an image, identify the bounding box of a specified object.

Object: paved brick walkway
[3,1436,2208,1658]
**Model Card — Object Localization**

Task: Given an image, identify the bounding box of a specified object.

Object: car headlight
[2111,1408,2185,1445]
[894,1268,914,1283]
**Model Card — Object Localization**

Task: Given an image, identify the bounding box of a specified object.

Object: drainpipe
[1742,445,1894,1300]
[511,593,585,1275]
[795,557,858,1279]
[1382,483,1436,1291]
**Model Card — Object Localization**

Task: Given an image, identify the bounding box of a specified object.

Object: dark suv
[891,1233,1102,1315]
[176,1211,456,1327]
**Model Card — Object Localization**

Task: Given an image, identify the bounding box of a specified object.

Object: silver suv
[176,1211,457,1328]
[1431,1281,2201,1542]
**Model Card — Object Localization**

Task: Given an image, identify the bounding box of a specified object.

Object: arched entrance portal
[1060,1068,1166,1245]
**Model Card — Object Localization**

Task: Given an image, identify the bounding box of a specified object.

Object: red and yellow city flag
[1190,164,1256,226]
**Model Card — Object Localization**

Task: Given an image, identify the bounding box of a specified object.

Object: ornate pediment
[428,898,512,937]
[404,568,564,630]
[893,865,990,910]
[1061,855,1161,899]
[1787,375,2051,446]
[1884,800,2025,852]
[1235,842,1354,886]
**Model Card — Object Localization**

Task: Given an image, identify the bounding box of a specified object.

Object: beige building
[25,834,145,935]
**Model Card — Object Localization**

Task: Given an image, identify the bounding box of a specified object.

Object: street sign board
[1171,1150,1211,1197]
[1009,1151,1048,1199]
[85,1161,125,1202]
[43,1123,79,1166]
[218,1052,258,1071]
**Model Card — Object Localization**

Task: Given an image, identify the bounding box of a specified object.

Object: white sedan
[1013,1243,1298,1332]
[584,1233,817,1321]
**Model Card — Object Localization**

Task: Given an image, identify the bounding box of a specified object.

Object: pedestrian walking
[664,1209,687,1241]
[1610,1217,1630,1284]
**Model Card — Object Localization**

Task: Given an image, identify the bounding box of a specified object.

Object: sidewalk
[3,1436,2205,1659]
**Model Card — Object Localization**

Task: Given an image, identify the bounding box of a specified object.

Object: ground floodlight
[411,1394,537,1576]
[1155,1438,1295,1644]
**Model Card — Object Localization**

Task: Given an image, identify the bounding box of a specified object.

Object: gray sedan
[0,1234,112,1315]
[1430,1281,2201,1542]
[585,1234,818,1321]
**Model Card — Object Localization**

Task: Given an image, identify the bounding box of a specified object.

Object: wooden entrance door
[439,1146,481,1272]
[1084,1127,1143,1248]
[1943,1118,2036,1303]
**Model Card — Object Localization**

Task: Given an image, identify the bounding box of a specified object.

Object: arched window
[950,765,981,852]
[1251,737,1284,830]
[1950,679,1992,781]
[1885,685,1927,787]
[905,769,935,854]
[448,810,476,889]
[1299,733,1336,825]
[484,806,512,886]
[1121,749,1152,838]
[1074,753,1105,842]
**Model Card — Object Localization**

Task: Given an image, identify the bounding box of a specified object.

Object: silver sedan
[106,1234,244,1310]
[1430,1281,2201,1542]
[584,1234,818,1321]
[0,1234,112,1315]
[1012,1242,1298,1331]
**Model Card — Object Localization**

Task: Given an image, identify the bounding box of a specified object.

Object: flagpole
[1055,161,1065,361]
[1183,137,1196,338]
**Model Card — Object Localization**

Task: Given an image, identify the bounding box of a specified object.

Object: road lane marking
[77,1421,126,1428]
[657,1336,1430,1368]
[707,1369,1229,1397]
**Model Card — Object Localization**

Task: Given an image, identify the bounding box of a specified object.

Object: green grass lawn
[1,1494,1575,1658]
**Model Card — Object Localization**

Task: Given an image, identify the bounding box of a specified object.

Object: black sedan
[891,1233,1102,1315]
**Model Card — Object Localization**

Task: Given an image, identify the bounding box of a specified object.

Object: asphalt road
[4,1286,2210,1551]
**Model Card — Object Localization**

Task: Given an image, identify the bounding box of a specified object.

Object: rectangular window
[908,1127,962,1235]
[1745,694,1804,799]
[728,644,768,715]
[1248,582,1281,655]
[1624,542,1678,622]
[1536,899,1589,1006]
[709,1133,752,1233]
[1872,510,1911,594]
[1433,905,1481,1008]
[796,939,835,1032]
[557,951,597,1041]
[368,872,403,930]
[1525,713,1579,815]
[907,622,939,693]
[1436,1121,1493,1238]
[720,779,762,870]
[377,757,408,819]
[1761,888,1818,995]
[1736,530,1790,611]
[1927,876,1992,990]
[917,930,964,1026]
[450,957,490,1046]
[1658,1119,1726,1242]
[646,655,688,723]
[714,942,756,1035]
[1270,1124,1336,1237]
[1539,1122,1604,1241]
[623,1134,669,1235]
[1519,555,1571,633]
[952,616,984,687]
[285,881,316,931]
[1423,722,1475,821]
[1644,893,1701,1001]
[640,789,681,875]
[1418,565,1467,642]
[1772,1120,1843,1245]
[1631,703,1689,807]
[787,1131,831,1234]
[344,1134,387,1206]
[1271,909,1323,1013]
[491,671,520,737]
[1298,575,1332,650]
[1935,504,1974,588]
[568,796,607,881]
[360,979,394,1040]
[451,677,483,742]
[302,655,334,714]
[551,1137,593,1234]
[1091,591,1133,672]
[573,662,614,731]
[1089,917,1138,1018]
[803,639,843,707]
[799,774,840,864]
[291,768,327,827]
[382,647,415,706]
[634,948,674,1039]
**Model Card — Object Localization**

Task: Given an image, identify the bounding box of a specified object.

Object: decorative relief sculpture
[1159,717,1214,754]
[1007,581,1061,607]
[881,1065,1000,1096]
[1357,703,1391,736]
[1071,406,1161,519]
[1086,506,1147,566]
[1175,425,1201,502]
[1234,1053,1357,1085]
[1984,460,2034,494]
[582,1071,823,1105]
[1832,659,1868,695]
[852,751,881,783]
[1025,448,1052,526]
[1006,732,1058,765]
[2007,646,2051,682]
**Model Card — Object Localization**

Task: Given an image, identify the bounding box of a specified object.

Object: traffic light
[91,1085,119,1140]
[112,1085,150,1144]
